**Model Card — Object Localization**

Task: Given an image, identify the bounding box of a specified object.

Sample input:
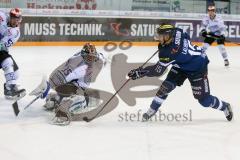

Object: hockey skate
[142,108,157,122]
[224,103,233,121]
[4,83,26,100]
[224,59,229,67]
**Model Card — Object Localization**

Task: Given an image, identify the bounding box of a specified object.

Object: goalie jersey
[201,14,226,36]
[49,52,105,89]
[0,10,20,51]
[155,28,209,74]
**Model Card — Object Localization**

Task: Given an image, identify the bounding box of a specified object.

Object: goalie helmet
[81,43,98,63]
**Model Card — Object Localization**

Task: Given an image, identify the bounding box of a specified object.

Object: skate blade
[5,91,26,101]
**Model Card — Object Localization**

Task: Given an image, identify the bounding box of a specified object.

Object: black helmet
[155,24,174,45]
[81,43,98,63]
[156,24,174,36]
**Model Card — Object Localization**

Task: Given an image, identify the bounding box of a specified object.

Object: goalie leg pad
[56,95,87,115]
[52,94,87,125]
[68,95,87,114]
[43,92,61,111]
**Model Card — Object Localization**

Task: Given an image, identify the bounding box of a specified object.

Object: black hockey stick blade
[12,101,20,116]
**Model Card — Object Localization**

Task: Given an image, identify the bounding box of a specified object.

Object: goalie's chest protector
[58,55,91,78]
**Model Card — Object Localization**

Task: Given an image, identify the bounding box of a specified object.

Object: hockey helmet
[154,24,174,45]
[81,43,98,63]
[10,8,22,19]
[156,24,174,36]
[9,8,22,27]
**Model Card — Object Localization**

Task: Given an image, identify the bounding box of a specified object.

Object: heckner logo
[110,23,130,36]
[175,22,194,38]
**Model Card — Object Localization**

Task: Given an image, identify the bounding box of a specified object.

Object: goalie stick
[12,76,48,116]
[82,50,159,122]
[12,96,40,116]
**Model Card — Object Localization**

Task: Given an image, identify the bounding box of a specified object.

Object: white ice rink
[0,46,239,160]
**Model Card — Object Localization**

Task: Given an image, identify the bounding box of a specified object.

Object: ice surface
[0,46,239,160]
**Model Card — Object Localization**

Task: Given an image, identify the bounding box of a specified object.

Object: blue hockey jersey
[157,28,209,74]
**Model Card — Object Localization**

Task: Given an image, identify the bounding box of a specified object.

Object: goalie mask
[154,24,174,46]
[81,43,98,63]
[9,8,22,27]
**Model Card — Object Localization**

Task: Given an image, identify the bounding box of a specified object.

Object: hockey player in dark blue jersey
[128,24,233,121]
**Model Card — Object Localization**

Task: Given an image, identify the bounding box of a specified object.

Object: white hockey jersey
[201,14,226,36]
[0,10,20,51]
[49,52,106,89]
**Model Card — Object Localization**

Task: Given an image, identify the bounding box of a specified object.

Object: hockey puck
[83,117,90,122]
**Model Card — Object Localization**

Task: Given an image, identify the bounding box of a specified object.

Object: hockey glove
[201,29,208,38]
[128,67,147,80]
[219,35,225,41]
[207,32,225,41]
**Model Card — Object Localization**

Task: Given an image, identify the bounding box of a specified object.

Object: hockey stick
[83,50,159,122]
[206,34,240,45]
[12,96,40,116]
